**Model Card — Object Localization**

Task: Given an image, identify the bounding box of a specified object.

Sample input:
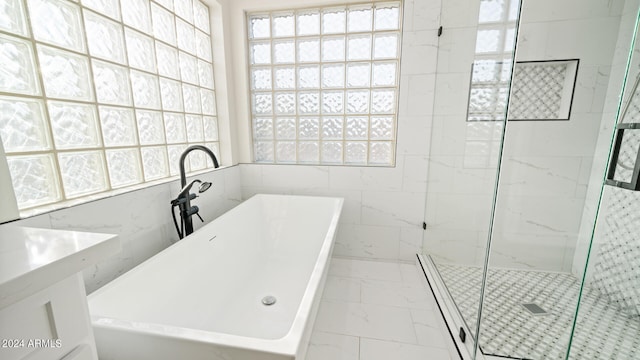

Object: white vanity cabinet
[0,227,119,360]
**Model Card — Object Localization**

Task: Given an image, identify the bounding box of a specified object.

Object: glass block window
[0,0,220,211]
[247,2,401,166]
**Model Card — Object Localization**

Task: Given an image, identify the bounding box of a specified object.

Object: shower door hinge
[422,222,427,230]
[437,26,443,37]
[459,327,466,343]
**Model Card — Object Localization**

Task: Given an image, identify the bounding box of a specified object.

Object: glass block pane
[188,144,206,171]
[251,67,272,90]
[0,0,28,36]
[346,116,368,139]
[272,12,294,37]
[254,141,274,162]
[322,91,344,114]
[275,92,295,115]
[176,18,196,54]
[174,0,193,23]
[122,0,151,33]
[82,0,120,20]
[322,8,346,34]
[347,5,372,32]
[370,116,394,139]
[369,141,392,164]
[273,40,295,64]
[504,28,515,52]
[298,92,320,114]
[160,78,184,111]
[297,38,320,63]
[28,0,85,52]
[197,59,215,89]
[479,0,504,23]
[374,4,400,30]
[250,41,271,65]
[346,90,370,114]
[253,117,273,140]
[275,66,295,89]
[130,70,161,109]
[372,61,397,86]
[164,112,186,143]
[321,141,342,164]
[156,41,180,79]
[193,0,210,34]
[276,117,296,139]
[99,106,137,146]
[168,144,187,175]
[200,88,216,115]
[58,151,107,197]
[298,65,320,89]
[136,110,165,145]
[126,29,157,72]
[0,35,40,95]
[106,148,142,188]
[252,93,272,114]
[195,30,212,61]
[299,117,319,139]
[155,0,173,12]
[179,51,199,84]
[276,141,296,163]
[322,64,345,88]
[48,101,100,149]
[373,33,398,59]
[0,96,50,152]
[345,141,367,164]
[182,83,201,113]
[249,14,270,39]
[322,36,346,62]
[298,141,319,163]
[39,45,93,101]
[348,34,372,61]
[371,89,395,114]
[203,116,218,141]
[151,3,176,46]
[347,62,371,88]
[93,60,132,105]
[185,114,203,142]
[475,29,500,53]
[297,10,320,36]
[322,117,343,139]
[141,146,168,180]
[7,154,60,208]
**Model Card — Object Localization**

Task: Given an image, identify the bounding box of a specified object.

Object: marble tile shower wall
[11,166,242,293]
[240,0,442,263]
[490,0,625,272]
[425,0,626,272]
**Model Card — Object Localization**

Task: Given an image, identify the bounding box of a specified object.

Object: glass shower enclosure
[418,0,640,359]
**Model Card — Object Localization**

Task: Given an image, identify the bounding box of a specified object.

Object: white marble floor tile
[322,276,361,302]
[399,262,424,285]
[411,309,450,349]
[314,300,418,344]
[360,279,436,310]
[360,338,452,360]
[306,331,359,360]
[329,258,403,282]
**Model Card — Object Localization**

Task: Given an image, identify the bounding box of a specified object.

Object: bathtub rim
[88,193,344,357]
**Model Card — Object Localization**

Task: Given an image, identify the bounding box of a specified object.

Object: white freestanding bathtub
[88,194,343,360]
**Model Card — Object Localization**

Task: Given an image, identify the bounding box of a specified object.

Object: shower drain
[522,303,548,315]
[262,295,277,306]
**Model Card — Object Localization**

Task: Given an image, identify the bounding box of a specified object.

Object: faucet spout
[172,145,220,239]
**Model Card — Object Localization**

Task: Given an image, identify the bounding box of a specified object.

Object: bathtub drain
[262,295,277,306]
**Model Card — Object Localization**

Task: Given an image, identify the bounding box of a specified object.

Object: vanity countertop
[0,226,119,309]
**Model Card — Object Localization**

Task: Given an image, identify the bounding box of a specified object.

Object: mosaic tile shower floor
[434,263,640,359]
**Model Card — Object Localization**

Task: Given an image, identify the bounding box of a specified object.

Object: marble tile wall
[7,165,242,293]
[426,0,626,271]
[239,0,442,263]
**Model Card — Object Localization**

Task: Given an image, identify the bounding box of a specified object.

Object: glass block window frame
[0,0,220,211]
[247,1,402,166]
